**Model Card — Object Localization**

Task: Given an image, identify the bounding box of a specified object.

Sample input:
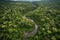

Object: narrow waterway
[23,19,38,40]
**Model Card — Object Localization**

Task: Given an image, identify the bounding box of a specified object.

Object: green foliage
[0,1,60,40]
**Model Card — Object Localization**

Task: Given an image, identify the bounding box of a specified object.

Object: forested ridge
[0,1,60,40]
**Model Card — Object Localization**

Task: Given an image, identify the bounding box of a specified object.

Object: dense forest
[0,1,60,40]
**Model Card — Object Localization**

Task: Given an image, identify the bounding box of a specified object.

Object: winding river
[23,18,38,40]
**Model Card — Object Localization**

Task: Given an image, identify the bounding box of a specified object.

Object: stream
[23,19,38,40]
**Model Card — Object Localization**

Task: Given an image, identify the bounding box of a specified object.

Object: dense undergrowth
[0,1,60,40]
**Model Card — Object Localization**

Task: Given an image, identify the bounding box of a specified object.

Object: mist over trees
[0,0,60,1]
